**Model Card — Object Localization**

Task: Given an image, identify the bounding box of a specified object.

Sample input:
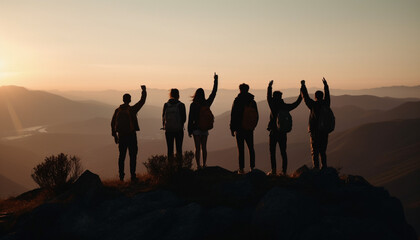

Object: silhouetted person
[267,80,302,175]
[300,78,332,169]
[162,88,186,162]
[111,85,147,181]
[188,73,218,170]
[230,83,259,174]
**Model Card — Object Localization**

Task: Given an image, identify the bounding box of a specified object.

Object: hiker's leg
[310,133,320,169]
[118,135,128,180]
[269,131,277,172]
[128,133,138,178]
[193,134,201,168]
[320,134,329,169]
[245,131,255,170]
[201,135,208,167]
[165,131,175,162]
[279,132,288,174]
[236,132,245,170]
[175,130,184,161]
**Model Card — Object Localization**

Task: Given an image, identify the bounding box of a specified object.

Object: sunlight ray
[5,98,23,133]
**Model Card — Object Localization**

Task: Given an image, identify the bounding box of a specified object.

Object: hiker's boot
[131,175,138,182]
[282,169,287,176]
[267,169,277,176]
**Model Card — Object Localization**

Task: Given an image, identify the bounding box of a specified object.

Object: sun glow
[0,59,4,78]
[0,60,20,85]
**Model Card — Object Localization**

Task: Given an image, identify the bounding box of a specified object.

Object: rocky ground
[0,166,417,240]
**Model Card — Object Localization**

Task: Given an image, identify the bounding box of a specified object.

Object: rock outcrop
[1,167,417,240]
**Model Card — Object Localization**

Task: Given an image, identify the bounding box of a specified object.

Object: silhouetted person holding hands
[188,73,218,170]
[111,85,147,181]
[301,78,334,169]
[162,89,187,163]
[267,80,302,175]
[230,83,259,174]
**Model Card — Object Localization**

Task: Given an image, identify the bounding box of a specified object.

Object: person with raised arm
[111,85,147,182]
[188,73,218,170]
[266,80,302,175]
[300,78,335,169]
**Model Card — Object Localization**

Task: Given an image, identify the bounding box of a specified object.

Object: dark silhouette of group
[111,75,334,181]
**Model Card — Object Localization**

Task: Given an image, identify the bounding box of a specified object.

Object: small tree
[144,151,194,180]
[31,153,83,190]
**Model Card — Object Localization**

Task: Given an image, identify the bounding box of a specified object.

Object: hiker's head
[239,83,249,94]
[123,94,131,104]
[315,91,324,101]
[273,91,283,101]
[192,88,205,103]
[170,88,180,100]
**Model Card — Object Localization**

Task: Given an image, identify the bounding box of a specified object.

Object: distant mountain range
[0,174,27,198]
[0,86,113,135]
[51,84,420,115]
[206,98,420,152]
[0,86,161,137]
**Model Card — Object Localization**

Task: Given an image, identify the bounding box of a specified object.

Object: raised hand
[301,80,305,85]
[141,85,146,91]
[322,77,327,85]
[214,72,218,81]
[269,80,274,87]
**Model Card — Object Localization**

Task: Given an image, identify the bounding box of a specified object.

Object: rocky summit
[1,167,417,240]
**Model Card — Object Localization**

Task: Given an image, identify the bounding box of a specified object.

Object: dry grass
[0,190,51,215]
[0,189,53,231]
[102,173,158,197]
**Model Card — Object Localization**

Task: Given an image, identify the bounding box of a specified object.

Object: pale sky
[0,0,419,91]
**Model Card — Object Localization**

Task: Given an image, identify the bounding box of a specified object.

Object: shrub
[144,151,194,180]
[31,153,83,190]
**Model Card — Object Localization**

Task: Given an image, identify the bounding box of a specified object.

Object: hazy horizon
[2,83,420,93]
[1,0,419,91]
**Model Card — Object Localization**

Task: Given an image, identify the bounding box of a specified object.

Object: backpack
[164,102,183,132]
[198,105,214,131]
[242,104,258,131]
[276,110,292,133]
[115,107,135,134]
[318,105,335,133]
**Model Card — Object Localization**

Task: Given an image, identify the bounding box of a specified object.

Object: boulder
[59,170,104,205]
[217,169,268,206]
[253,187,318,239]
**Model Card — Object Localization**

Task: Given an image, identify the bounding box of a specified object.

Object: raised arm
[267,80,274,110]
[286,93,302,111]
[207,73,218,106]
[323,77,330,107]
[132,85,147,113]
[300,80,314,109]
